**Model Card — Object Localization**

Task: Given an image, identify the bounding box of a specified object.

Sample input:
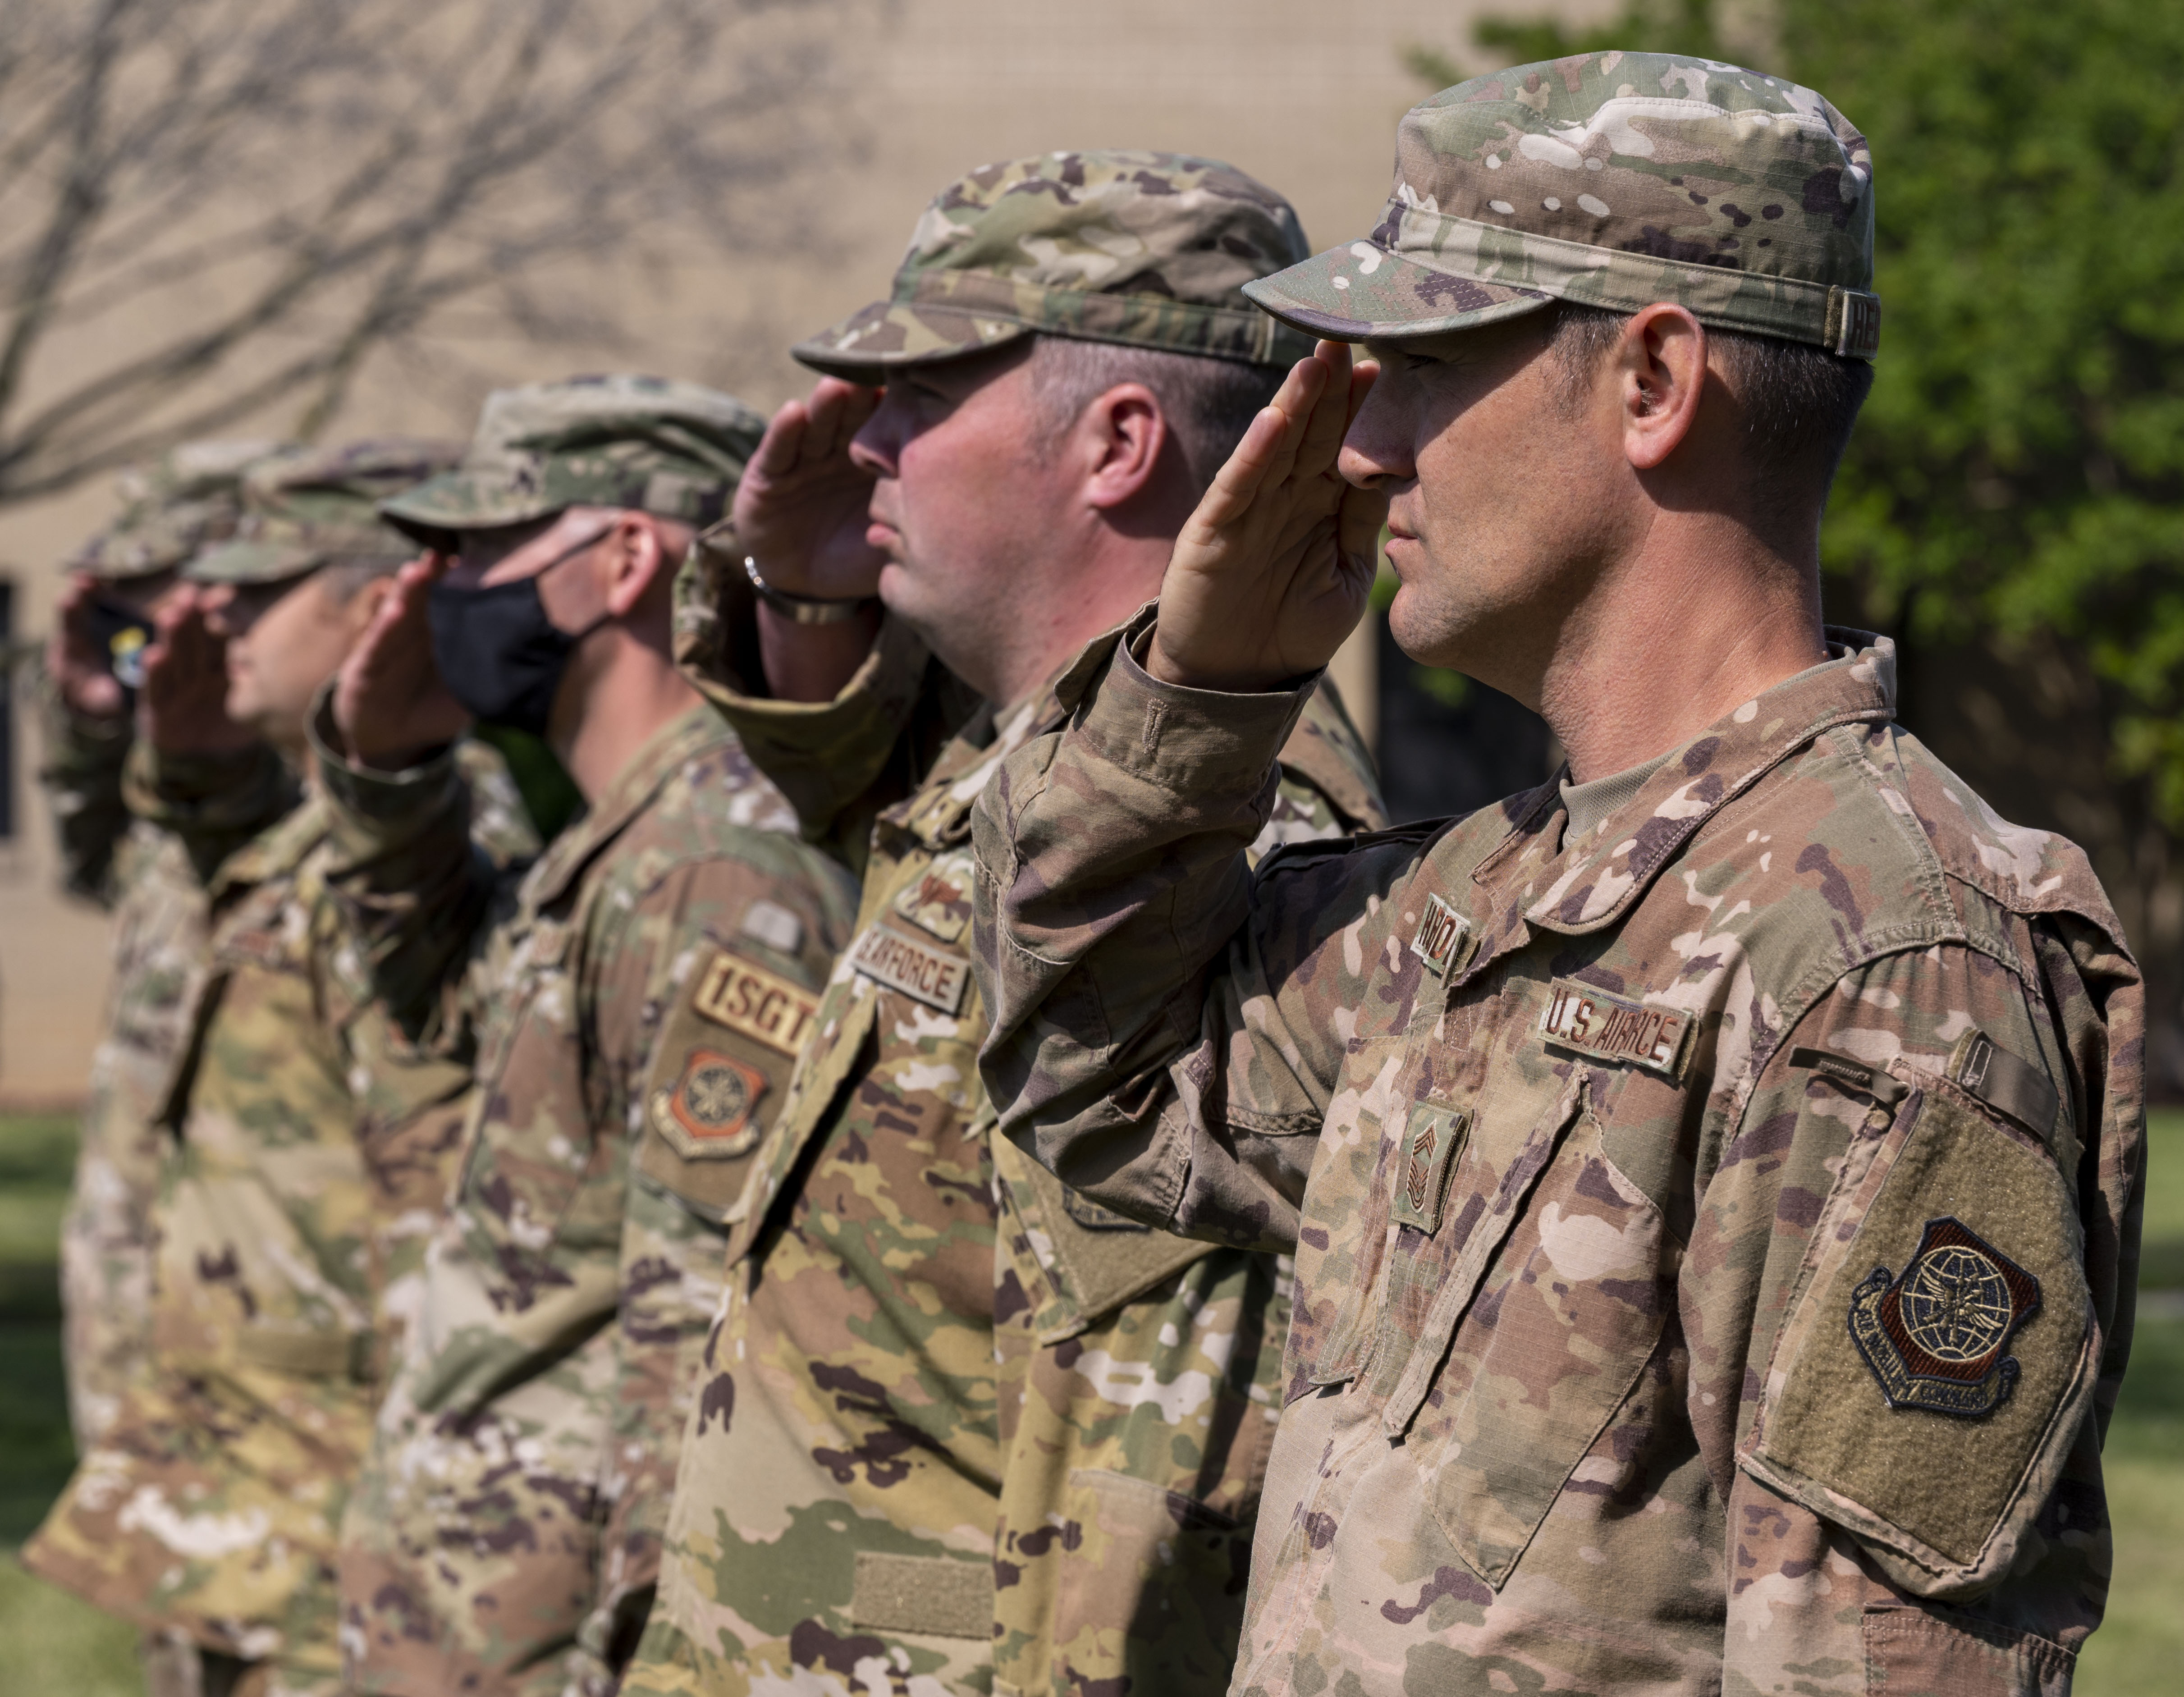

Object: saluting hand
[140,587,255,755]
[733,377,886,600]
[49,573,128,719]
[1149,341,1383,693]
[332,553,471,769]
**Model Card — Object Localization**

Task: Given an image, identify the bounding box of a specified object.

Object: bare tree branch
[0,0,862,503]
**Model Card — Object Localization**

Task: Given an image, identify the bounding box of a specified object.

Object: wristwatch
[742,555,879,626]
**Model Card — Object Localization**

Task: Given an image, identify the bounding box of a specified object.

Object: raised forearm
[974,627,1337,1249]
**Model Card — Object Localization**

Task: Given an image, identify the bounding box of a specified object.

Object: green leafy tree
[1404,0,2184,1082]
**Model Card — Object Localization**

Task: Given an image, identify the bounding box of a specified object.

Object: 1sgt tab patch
[1391,1103,1468,1234]
[692,949,820,1057]
[652,1049,769,1160]
[1850,1217,2042,1418]
[849,919,969,1014]
[1408,893,1474,976]
[1540,978,1690,1078]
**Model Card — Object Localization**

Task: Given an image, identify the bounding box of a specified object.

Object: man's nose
[1337,386,1411,491]
[847,395,909,478]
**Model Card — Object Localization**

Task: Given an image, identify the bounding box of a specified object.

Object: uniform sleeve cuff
[309,691,461,828]
[1077,605,1320,795]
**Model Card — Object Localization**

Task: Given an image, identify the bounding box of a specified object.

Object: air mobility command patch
[1849,1216,2042,1418]
[691,947,820,1057]
[1540,977,1691,1078]
[652,1049,769,1160]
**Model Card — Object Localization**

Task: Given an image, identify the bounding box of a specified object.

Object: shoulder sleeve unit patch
[1848,1216,2042,1418]
[638,940,824,1224]
[652,1048,769,1161]
[1740,1069,2096,1600]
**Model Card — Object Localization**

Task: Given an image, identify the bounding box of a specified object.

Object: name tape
[692,950,821,1057]
[850,920,970,1015]
[1539,977,1690,1077]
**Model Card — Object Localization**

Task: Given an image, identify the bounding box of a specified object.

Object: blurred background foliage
[1405,0,2184,1090]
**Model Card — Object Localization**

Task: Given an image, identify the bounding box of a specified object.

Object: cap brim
[185,540,321,585]
[1243,242,1554,343]
[378,471,563,549]
[791,297,1036,381]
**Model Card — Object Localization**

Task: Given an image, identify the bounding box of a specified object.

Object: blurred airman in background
[24,439,540,1697]
[37,440,297,1453]
[318,378,860,1696]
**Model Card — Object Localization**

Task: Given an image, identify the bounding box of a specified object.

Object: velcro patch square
[1539,977,1690,1078]
[652,1049,769,1159]
[692,949,820,1057]
[893,855,975,944]
[1391,1103,1469,1235]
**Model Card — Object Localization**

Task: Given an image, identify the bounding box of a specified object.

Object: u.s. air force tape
[1539,977,1690,1078]
[848,919,969,1014]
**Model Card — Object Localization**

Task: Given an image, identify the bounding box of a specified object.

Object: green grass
[0,1111,2176,1688]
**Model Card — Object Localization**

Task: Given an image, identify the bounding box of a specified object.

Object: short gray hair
[1026,336,1285,494]
[1547,302,1873,521]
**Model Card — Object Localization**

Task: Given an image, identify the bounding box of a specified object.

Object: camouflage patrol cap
[380,375,767,549]
[1245,53,1880,360]
[793,150,1318,379]
[188,438,461,585]
[68,440,283,581]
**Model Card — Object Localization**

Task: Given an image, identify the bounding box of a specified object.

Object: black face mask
[427,526,614,736]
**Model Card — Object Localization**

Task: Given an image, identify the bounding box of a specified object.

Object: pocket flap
[1741,1073,2095,1598]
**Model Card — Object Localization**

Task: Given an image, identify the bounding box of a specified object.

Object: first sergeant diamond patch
[1849,1216,2042,1419]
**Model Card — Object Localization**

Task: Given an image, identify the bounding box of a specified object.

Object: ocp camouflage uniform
[972,58,2143,1697]
[625,151,1383,1697]
[35,440,293,1449]
[629,558,1382,1697]
[324,379,862,1697]
[23,440,533,1695]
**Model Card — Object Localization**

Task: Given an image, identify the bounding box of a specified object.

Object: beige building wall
[0,0,1589,1104]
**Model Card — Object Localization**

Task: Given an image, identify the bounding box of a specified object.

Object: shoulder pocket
[1741,1070,2096,1600]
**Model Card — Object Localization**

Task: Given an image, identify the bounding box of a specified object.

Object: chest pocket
[1394,1079,1680,1587]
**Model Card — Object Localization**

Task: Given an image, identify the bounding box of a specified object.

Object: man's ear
[344,574,397,635]
[1081,382,1168,511]
[1615,304,1708,472]
[601,513,669,617]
